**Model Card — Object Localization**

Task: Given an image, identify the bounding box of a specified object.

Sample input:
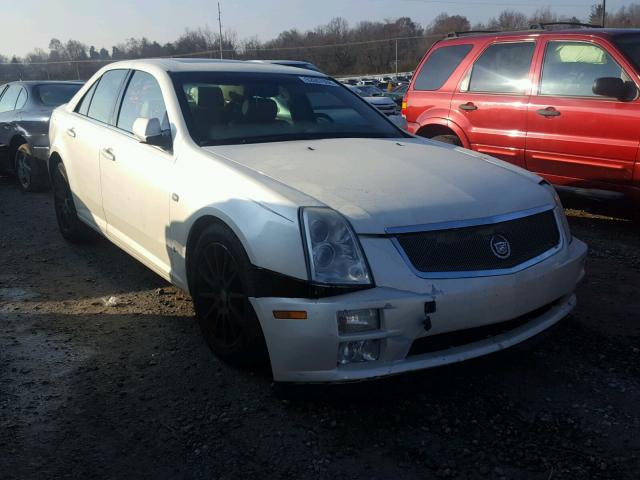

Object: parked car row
[39,58,585,383]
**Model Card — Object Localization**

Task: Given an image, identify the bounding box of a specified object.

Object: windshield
[613,34,640,71]
[35,83,82,106]
[171,72,406,146]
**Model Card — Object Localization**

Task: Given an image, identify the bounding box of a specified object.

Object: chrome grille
[376,104,397,115]
[395,210,560,274]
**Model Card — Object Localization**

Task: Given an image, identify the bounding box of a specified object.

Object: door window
[15,88,27,110]
[414,44,473,91]
[76,80,99,116]
[463,42,535,94]
[117,71,168,133]
[539,41,630,97]
[87,69,128,124]
[0,85,22,113]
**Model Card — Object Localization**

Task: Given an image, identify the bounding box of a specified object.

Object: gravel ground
[1,176,639,480]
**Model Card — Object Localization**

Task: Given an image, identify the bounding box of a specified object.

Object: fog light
[337,339,381,365]
[337,308,380,334]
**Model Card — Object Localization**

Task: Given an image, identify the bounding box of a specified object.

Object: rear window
[413,44,473,91]
[35,84,82,106]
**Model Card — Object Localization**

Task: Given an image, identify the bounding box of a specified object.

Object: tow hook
[423,300,436,332]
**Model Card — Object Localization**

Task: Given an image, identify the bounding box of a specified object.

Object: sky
[1,0,628,57]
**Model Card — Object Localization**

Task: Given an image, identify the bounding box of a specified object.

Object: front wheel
[430,134,462,146]
[52,161,94,243]
[191,223,267,367]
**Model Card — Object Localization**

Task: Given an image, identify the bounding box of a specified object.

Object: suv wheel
[430,134,462,146]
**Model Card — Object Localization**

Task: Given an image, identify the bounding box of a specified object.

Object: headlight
[300,207,372,285]
[541,181,572,243]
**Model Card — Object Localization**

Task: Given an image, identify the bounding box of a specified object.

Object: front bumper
[251,238,587,383]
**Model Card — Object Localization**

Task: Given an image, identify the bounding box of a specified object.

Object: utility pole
[602,0,606,27]
[218,2,224,59]
[395,39,398,76]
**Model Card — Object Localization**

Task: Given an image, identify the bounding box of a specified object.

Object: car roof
[440,27,640,42]
[100,58,326,76]
[5,80,84,86]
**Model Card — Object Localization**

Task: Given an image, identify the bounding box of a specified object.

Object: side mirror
[592,77,637,101]
[132,117,171,148]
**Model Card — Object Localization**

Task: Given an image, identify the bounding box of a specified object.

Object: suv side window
[414,44,473,91]
[540,41,630,97]
[464,42,535,94]
[87,69,128,124]
[117,71,168,133]
[0,85,21,113]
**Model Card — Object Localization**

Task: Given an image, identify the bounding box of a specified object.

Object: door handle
[537,107,561,117]
[101,148,116,161]
[66,128,76,138]
[459,102,478,111]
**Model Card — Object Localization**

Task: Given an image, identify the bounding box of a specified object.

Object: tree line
[1,3,639,82]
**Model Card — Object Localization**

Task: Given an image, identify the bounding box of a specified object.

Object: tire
[14,143,47,192]
[51,160,94,243]
[430,134,462,146]
[191,223,268,367]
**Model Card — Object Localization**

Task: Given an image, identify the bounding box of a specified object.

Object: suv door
[64,69,128,230]
[451,40,536,167]
[526,38,639,190]
[99,70,174,278]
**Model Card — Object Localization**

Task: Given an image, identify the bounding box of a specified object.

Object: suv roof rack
[530,22,603,30]
[446,30,498,38]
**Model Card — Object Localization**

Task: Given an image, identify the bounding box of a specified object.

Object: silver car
[0,81,83,191]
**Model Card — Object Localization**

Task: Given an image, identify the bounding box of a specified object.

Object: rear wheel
[430,134,462,146]
[14,143,47,192]
[191,223,267,367]
[51,161,94,243]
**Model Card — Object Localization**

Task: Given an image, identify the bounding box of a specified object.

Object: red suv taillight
[401,96,407,118]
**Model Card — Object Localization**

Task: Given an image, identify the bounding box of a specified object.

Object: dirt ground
[0,176,639,480]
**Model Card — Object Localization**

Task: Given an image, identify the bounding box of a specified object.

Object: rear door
[99,69,174,278]
[63,69,129,229]
[450,40,536,167]
[526,38,640,189]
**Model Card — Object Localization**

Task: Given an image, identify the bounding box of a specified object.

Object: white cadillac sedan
[48,59,587,382]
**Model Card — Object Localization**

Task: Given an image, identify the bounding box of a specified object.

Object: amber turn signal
[273,310,308,320]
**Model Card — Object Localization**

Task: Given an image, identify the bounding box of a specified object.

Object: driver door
[99,70,175,279]
[526,39,640,189]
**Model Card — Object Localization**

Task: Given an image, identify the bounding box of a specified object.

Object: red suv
[404,27,640,205]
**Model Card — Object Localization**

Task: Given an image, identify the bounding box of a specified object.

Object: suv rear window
[414,44,473,91]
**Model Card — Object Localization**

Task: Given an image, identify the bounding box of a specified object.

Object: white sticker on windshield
[299,76,338,86]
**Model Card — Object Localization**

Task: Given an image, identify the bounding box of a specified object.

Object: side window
[76,81,99,116]
[540,41,629,97]
[465,42,535,94]
[87,69,128,124]
[414,44,473,91]
[15,88,27,110]
[117,71,168,133]
[0,85,21,113]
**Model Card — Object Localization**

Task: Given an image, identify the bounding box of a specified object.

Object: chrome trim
[388,205,564,279]
[385,204,554,234]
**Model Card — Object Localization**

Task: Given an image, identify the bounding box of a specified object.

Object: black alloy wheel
[192,225,266,366]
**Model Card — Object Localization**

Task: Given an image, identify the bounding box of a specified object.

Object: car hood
[203,138,552,234]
